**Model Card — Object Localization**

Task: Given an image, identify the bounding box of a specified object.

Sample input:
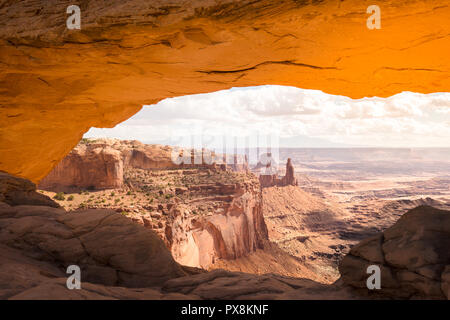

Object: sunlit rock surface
[0,0,449,182]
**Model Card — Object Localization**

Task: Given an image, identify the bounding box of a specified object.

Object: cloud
[85,86,450,148]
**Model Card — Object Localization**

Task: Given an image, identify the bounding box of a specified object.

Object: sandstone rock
[167,180,268,269]
[0,1,448,183]
[39,139,249,192]
[150,212,162,219]
[259,158,297,188]
[162,269,358,300]
[1,236,357,300]
[7,277,198,300]
[339,206,450,299]
[441,266,450,300]
[281,158,298,186]
[126,147,176,170]
[259,174,277,189]
[39,142,124,192]
[142,216,152,227]
[0,201,186,289]
[0,171,59,207]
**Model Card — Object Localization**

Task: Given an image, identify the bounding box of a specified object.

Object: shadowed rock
[0,173,187,291]
[1,173,449,300]
[0,203,186,289]
[0,171,59,207]
[339,205,450,299]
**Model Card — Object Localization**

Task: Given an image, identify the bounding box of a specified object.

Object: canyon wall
[0,0,448,183]
[39,139,248,192]
[39,143,124,191]
[39,138,267,269]
[117,174,269,269]
[39,139,174,191]
[163,181,268,268]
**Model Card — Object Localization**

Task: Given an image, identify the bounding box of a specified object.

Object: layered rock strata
[39,139,248,192]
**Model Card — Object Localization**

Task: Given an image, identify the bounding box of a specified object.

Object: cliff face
[0,0,448,183]
[116,172,268,269]
[39,139,267,269]
[39,139,248,192]
[39,143,124,191]
[163,180,268,268]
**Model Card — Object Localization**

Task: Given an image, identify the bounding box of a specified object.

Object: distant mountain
[144,134,363,149]
[278,135,363,148]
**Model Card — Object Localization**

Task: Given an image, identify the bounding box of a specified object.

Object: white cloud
[85,86,450,148]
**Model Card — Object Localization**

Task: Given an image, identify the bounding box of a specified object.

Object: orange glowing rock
[0,0,448,182]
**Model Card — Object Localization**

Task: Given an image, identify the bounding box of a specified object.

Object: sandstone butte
[0,0,449,183]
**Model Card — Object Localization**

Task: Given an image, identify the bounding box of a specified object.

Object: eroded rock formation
[282,158,297,186]
[0,171,59,208]
[38,139,265,269]
[39,138,248,192]
[0,0,448,183]
[39,141,124,191]
[259,158,298,188]
[163,179,268,268]
[2,172,450,299]
[339,205,450,299]
[0,172,355,300]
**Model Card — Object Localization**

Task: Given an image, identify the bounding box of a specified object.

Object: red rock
[281,158,298,186]
[39,142,123,192]
[259,158,298,188]
[0,171,59,208]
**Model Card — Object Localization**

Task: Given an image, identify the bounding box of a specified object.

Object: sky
[84,85,450,148]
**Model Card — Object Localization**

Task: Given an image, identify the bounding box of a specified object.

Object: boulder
[0,171,59,207]
[339,206,450,299]
[0,201,187,289]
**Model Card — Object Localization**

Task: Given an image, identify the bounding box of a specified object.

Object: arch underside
[0,0,448,182]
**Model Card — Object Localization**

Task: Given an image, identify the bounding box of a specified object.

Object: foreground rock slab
[0,171,59,207]
[0,202,186,290]
[2,172,449,300]
[162,269,357,300]
[0,201,358,300]
[339,206,450,299]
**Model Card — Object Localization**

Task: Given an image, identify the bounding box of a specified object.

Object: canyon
[34,138,450,291]
[0,0,449,301]
[39,138,267,269]
[1,169,449,299]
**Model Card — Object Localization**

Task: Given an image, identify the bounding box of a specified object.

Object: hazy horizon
[85,85,450,148]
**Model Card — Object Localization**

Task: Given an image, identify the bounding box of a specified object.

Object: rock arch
[0,0,448,182]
